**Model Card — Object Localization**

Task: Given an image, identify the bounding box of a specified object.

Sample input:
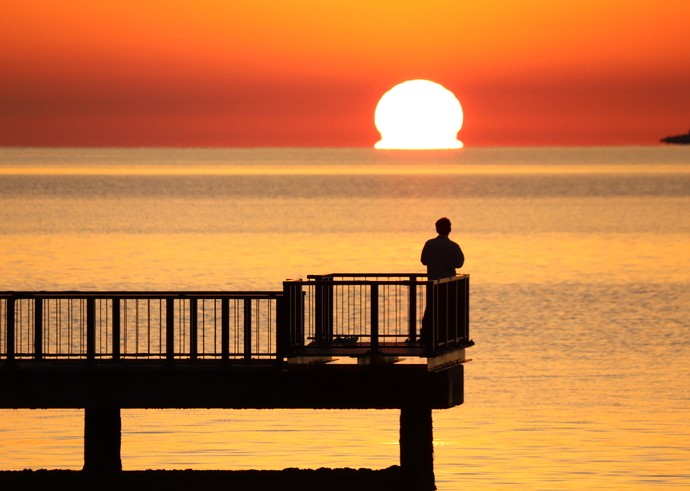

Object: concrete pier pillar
[400,406,435,490]
[83,407,122,473]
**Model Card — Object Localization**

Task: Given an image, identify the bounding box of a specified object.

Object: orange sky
[1,1,689,147]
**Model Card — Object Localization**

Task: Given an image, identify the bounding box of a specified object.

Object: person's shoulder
[446,237,461,248]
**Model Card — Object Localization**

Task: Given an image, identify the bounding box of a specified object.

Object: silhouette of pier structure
[1,273,472,486]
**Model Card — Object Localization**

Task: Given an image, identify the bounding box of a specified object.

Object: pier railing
[280,273,470,357]
[1,274,470,362]
[0,291,282,361]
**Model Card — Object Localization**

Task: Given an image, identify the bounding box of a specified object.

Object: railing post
[370,283,379,353]
[430,281,438,352]
[408,276,417,342]
[6,296,15,361]
[280,281,304,357]
[276,290,291,360]
[450,280,456,343]
[437,281,446,347]
[189,298,198,360]
[463,275,470,341]
[221,298,230,362]
[112,298,120,360]
[243,298,252,360]
[34,297,43,360]
[448,281,453,346]
[276,294,285,359]
[313,275,333,345]
[450,278,459,342]
[166,298,175,362]
[86,297,96,361]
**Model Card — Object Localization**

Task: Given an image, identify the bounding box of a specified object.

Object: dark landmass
[0,467,436,491]
[661,129,690,144]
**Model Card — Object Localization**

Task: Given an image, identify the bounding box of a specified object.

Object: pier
[1,273,472,489]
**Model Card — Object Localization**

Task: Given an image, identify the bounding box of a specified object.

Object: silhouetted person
[420,217,464,345]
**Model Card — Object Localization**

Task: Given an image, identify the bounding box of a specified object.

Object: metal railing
[426,275,471,351]
[280,273,470,356]
[2,274,470,362]
[0,291,282,361]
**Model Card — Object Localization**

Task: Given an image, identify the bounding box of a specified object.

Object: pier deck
[0,358,464,409]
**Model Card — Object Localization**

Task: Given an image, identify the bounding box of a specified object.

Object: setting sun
[374,79,463,150]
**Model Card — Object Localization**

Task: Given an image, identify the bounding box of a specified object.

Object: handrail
[1,291,282,362]
[0,291,282,298]
[1,274,471,363]
[281,274,470,357]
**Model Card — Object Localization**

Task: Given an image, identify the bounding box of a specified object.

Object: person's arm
[421,240,431,265]
[455,245,465,268]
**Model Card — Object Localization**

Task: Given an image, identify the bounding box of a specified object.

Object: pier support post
[83,407,122,473]
[400,406,435,490]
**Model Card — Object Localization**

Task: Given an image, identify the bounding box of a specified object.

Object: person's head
[435,217,452,235]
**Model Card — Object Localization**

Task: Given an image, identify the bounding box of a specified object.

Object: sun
[374,79,463,150]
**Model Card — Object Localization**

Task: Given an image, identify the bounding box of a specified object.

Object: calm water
[1,146,689,490]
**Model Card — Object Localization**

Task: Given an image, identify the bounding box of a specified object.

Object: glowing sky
[1,1,689,147]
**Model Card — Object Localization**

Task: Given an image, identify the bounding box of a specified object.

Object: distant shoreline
[661,130,690,144]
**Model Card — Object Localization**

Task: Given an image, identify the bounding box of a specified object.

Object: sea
[1,146,689,490]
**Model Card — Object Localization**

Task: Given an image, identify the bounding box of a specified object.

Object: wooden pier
[1,273,472,489]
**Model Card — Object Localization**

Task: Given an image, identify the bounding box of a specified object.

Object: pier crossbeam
[0,360,463,410]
